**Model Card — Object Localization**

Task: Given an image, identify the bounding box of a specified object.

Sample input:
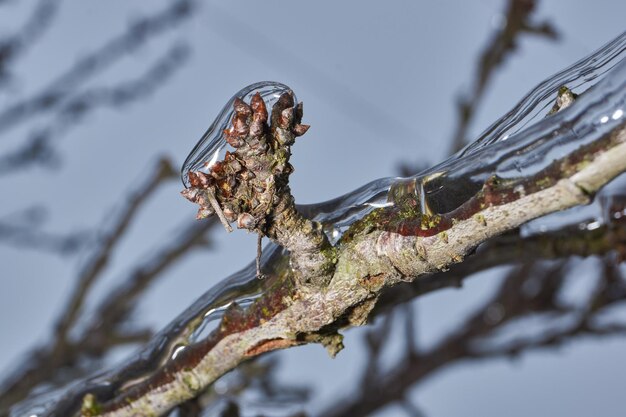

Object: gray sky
[1,1,625,416]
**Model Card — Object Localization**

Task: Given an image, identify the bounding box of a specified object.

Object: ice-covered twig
[50,40,626,416]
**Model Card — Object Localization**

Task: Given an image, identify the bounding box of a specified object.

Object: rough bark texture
[86,122,626,416]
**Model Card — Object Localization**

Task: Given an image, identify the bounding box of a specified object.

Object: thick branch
[75,120,626,416]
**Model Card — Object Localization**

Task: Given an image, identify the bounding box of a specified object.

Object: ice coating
[180,81,296,188]
[407,57,626,218]
[19,32,626,416]
[24,243,286,417]
[302,31,626,228]
[458,30,626,157]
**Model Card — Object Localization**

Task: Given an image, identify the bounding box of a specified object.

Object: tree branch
[27,30,626,415]
[448,0,558,154]
[63,110,626,416]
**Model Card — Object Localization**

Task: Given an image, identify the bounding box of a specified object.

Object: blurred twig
[0,214,217,414]
[83,216,216,346]
[448,0,558,154]
[0,0,194,134]
[0,0,195,253]
[0,208,91,254]
[54,157,176,343]
[322,254,626,417]
[0,42,191,174]
[0,0,61,85]
[0,158,219,414]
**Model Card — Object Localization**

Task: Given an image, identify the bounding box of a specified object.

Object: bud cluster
[181,91,309,235]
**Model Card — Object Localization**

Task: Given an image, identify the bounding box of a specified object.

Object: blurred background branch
[448,0,558,154]
[0,0,60,87]
[0,1,211,414]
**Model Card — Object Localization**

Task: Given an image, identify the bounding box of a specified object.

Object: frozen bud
[237,212,257,229]
[196,207,214,220]
[293,124,310,137]
[279,107,295,129]
[181,188,201,203]
[250,93,268,122]
[295,102,304,123]
[250,119,265,137]
[222,206,236,222]
[232,113,250,137]
[188,172,201,188]
[225,129,245,148]
[233,97,252,116]
[188,171,211,188]
[275,92,294,110]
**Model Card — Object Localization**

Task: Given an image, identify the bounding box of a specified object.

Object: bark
[76,119,626,416]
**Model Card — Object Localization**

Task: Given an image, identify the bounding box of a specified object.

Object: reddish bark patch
[245,338,298,357]
[100,277,296,413]
[359,273,386,292]
[375,126,623,238]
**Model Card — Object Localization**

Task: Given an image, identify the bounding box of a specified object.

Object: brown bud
[222,206,236,222]
[196,207,214,220]
[188,172,201,188]
[199,172,212,188]
[295,102,304,123]
[232,113,249,137]
[250,93,268,122]
[181,188,201,203]
[229,158,243,173]
[275,92,294,110]
[224,129,245,148]
[233,97,252,116]
[250,119,264,137]
[293,124,310,137]
[237,212,257,229]
[271,92,294,128]
[211,161,225,177]
[188,171,212,188]
[279,107,294,129]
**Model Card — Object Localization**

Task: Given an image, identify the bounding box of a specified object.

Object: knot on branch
[182,89,335,286]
